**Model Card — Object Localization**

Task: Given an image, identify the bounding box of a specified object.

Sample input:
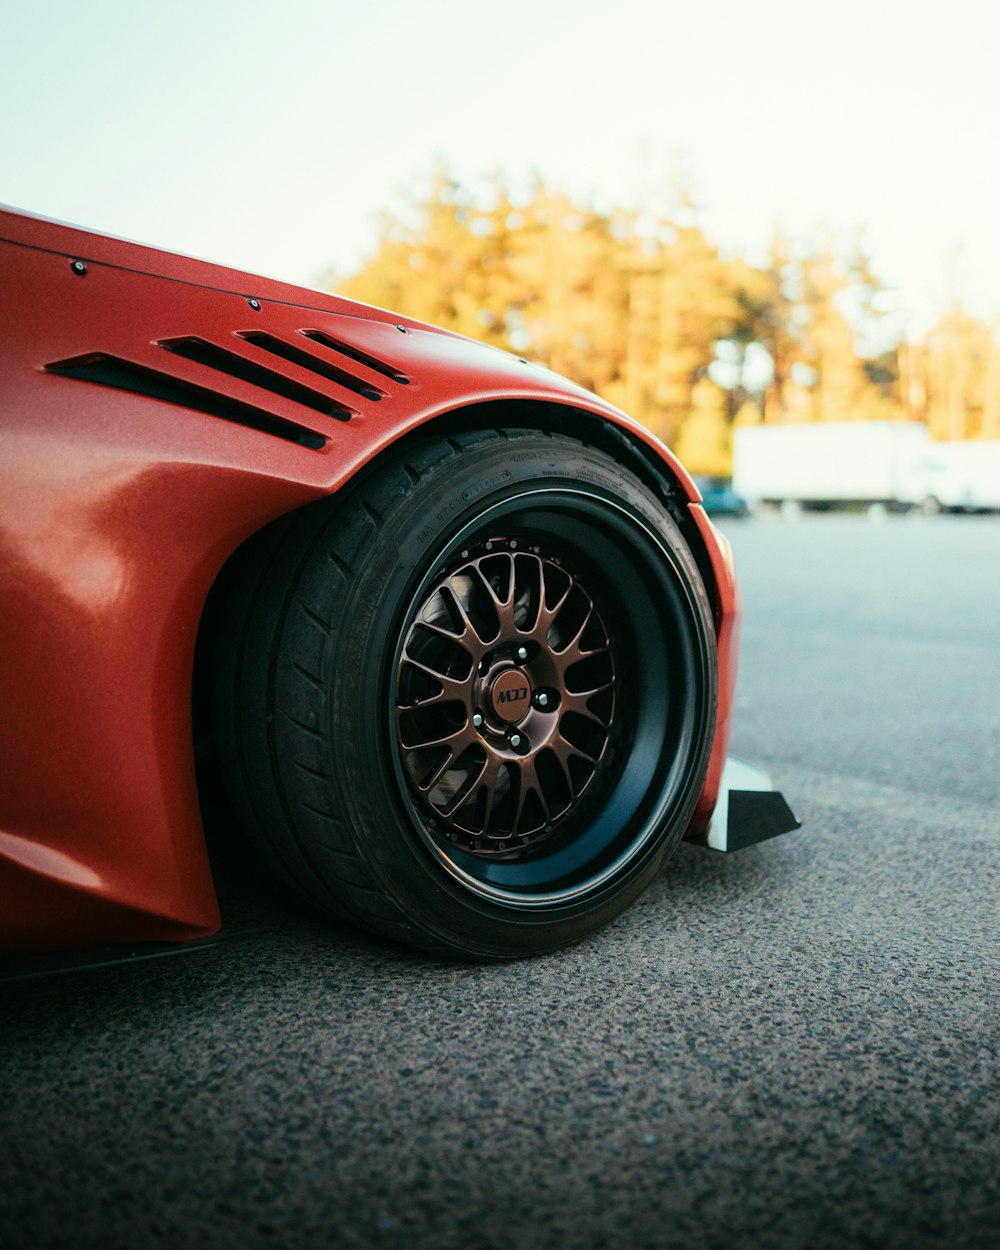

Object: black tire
[213,429,718,958]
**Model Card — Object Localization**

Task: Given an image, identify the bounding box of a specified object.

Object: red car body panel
[0,206,739,955]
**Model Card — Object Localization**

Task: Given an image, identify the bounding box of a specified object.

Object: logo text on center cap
[497,687,528,704]
[490,668,533,723]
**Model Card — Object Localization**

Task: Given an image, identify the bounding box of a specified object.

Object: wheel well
[191,400,723,771]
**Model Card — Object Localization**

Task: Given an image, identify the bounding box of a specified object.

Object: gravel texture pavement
[2,513,997,1250]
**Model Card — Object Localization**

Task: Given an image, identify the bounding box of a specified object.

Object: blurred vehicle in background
[924,440,1000,512]
[693,476,751,518]
[733,422,1000,514]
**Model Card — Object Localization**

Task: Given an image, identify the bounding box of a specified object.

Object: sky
[3,0,999,336]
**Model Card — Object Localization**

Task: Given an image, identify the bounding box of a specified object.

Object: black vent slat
[45,355,327,450]
[159,337,353,421]
[302,330,410,384]
[238,331,385,401]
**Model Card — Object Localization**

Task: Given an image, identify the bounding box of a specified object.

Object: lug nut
[534,692,550,709]
[472,712,484,728]
[516,646,528,662]
[508,732,523,749]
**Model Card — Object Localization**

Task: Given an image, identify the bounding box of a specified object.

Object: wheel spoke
[545,746,579,800]
[398,656,470,707]
[509,553,541,636]
[513,759,550,832]
[461,754,503,833]
[526,561,571,642]
[553,602,606,667]
[484,555,519,637]
[561,687,614,727]
[403,720,476,757]
[440,754,489,816]
[441,584,488,649]
[556,727,599,766]
[415,617,467,644]
[417,748,456,794]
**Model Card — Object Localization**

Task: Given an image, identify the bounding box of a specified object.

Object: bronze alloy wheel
[386,471,718,913]
[395,542,617,856]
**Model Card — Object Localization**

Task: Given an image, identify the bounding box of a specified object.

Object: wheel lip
[386,484,714,910]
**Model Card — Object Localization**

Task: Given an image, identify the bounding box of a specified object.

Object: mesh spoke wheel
[396,542,617,855]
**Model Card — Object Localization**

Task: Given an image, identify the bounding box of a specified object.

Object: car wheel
[213,429,718,958]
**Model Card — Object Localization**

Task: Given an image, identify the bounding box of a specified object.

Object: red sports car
[0,206,796,968]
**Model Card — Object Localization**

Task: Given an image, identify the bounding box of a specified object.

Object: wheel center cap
[489,668,532,723]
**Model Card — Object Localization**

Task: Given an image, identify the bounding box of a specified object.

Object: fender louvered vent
[158,337,354,422]
[45,354,327,450]
[238,331,385,401]
[302,330,411,384]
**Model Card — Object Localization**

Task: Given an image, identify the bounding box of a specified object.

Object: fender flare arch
[191,400,737,855]
[194,396,723,687]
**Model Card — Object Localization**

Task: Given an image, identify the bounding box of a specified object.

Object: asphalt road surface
[2,514,998,1250]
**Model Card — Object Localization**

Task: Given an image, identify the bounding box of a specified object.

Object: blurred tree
[329,168,999,464]
[734,232,798,424]
[794,248,898,422]
[338,170,492,340]
[505,185,624,392]
[672,377,731,475]
[918,308,1000,440]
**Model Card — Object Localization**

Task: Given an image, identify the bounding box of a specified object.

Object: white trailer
[923,441,1000,511]
[732,422,936,510]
